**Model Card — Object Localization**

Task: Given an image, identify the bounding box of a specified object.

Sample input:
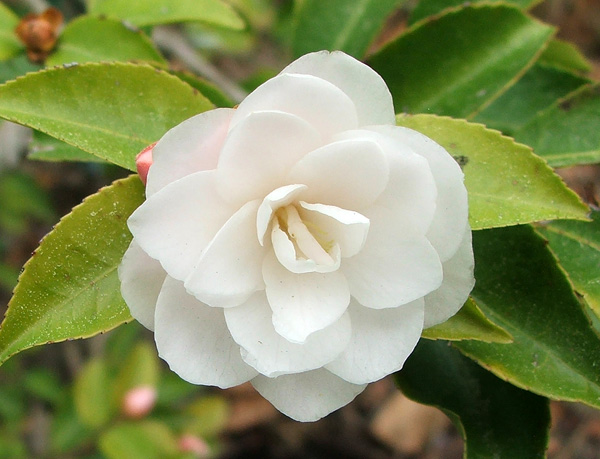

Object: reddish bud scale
[136,142,157,185]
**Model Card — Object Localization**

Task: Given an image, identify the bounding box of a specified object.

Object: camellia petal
[118,239,166,331]
[251,369,367,422]
[256,184,307,246]
[326,299,424,384]
[224,292,351,377]
[185,200,265,308]
[128,171,236,281]
[263,250,350,343]
[230,73,358,142]
[423,224,475,328]
[217,110,321,205]
[146,109,234,197]
[155,277,258,388]
[287,138,389,210]
[280,50,395,127]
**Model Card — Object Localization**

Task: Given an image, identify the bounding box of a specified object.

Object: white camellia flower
[119,50,475,422]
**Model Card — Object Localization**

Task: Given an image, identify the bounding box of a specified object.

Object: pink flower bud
[135,142,156,185]
[121,385,157,419]
[178,434,210,457]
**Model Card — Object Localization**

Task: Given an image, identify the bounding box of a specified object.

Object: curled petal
[146,109,234,197]
[326,299,424,384]
[251,369,366,422]
[231,73,358,141]
[257,184,307,246]
[155,277,258,388]
[224,292,351,377]
[263,250,350,343]
[281,50,395,127]
[423,224,475,328]
[185,200,265,308]
[118,239,166,331]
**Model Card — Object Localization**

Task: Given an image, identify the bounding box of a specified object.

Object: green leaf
[172,70,235,108]
[396,114,588,229]
[370,4,554,118]
[537,211,600,320]
[99,421,180,459]
[0,62,213,170]
[89,0,245,29]
[0,54,40,84]
[513,83,600,167]
[0,176,144,365]
[539,38,592,73]
[397,339,550,458]
[292,0,402,59]
[409,0,542,25]
[23,368,64,404]
[46,16,166,67]
[422,298,513,343]
[456,225,600,409]
[0,3,21,61]
[29,131,105,163]
[74,358,114,428]
[474,63,589,135]
[112,341,160,406]
[184,395,230,437]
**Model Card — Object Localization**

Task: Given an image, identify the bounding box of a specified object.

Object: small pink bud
[121,385,157,419]
[135,142,156,185]
[178,434,210,457]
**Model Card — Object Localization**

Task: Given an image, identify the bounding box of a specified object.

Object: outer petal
[224,292,351,377]
[298,201,370,258]
[280,50,395,126]
[263,250,350,343]
[423,224,475,328]
[251,369,366,422]
[325,299,424,384]
[118,239,166,331]
[128,171,236,281]
[154,277,258,388]
[231,73,358,141]
[217,111,321,205]
[287,138,389,210]
[367,125,468,261]
[146,109,234,197]
[342,206,443,309]
[185,200,265,308]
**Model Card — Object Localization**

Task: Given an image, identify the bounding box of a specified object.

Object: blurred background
[0,0,599,457]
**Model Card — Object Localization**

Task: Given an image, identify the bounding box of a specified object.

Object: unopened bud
[121,385,157,419]
[178,434,210,457]
[136,142,156,185]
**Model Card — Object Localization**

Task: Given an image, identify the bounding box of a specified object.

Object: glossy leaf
[513,84,600,167]
[99,421,180,459]
[537,211,600,320]
[397,339,550,458]
[172,70,235,108]
[46,16,166,67]
[456,225,600,409]
[370,4,554,118]
[474,63,589,134]
[409,0,541,25]
[422,298,512,343]
[74,358,114,428]
[29,131,104,163]
[0,176,144,365]
[0,54,40,84]
[292,0,402,58]
[0,3,21,61]
[89,0,244,29]
[539,38,592,73]
[396,114,588,229]
[0,62,213,170]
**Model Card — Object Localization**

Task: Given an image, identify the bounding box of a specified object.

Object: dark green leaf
[513,83,600,167]
[89,0,244,29]
[0,176,144,365]
[397,339,550,458]
[456,225,600,409]
[172,70,235,108]
[46,16,166,67]
[539,38,592,73]
[292,0,402,58]
[422,298,513,343]
[0,62,213,170]
[396,114,588,229]
[29,131,105,163]
[370,4,554,118]
[537,211,600,320]
[474,63,589,134]
[0,3,21,61]
[0,54,40,84]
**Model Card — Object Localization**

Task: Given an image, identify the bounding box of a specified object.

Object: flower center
[276,205,335,267]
